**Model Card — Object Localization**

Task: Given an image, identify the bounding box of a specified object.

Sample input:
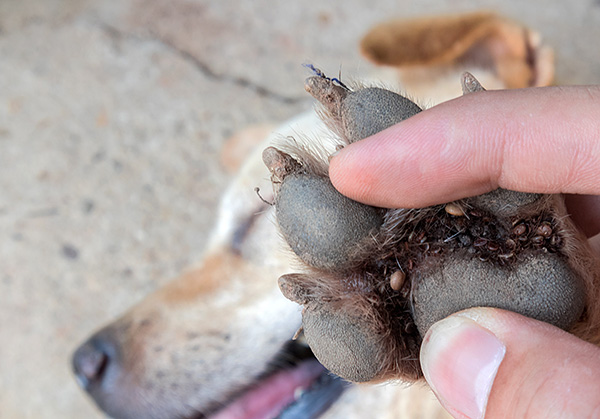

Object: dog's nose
[73,342,108,389]
[72,333,117,390]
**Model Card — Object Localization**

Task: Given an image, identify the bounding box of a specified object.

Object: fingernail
[420,315,506,419]
[327,146,344,162]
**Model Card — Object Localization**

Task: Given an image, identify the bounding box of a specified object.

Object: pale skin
[329,86,600,418]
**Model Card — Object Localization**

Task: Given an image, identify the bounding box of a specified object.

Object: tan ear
[360,12,554,88]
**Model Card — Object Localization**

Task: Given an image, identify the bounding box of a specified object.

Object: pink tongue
[211,360,325,419]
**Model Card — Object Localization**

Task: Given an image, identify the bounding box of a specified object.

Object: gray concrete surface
[1,0,599,417]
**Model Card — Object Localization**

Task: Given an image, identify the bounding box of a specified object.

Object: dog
[72,12,561,418]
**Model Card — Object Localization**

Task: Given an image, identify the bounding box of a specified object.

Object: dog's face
[71,132,305,418]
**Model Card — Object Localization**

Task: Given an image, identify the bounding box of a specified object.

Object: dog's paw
[280,273,387,382]
[413,251,585,334]
[263,69,597,383]
[304,74,422,144]
[263,147,383,271]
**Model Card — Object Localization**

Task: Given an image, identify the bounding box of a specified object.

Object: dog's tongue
[211,360,327,419]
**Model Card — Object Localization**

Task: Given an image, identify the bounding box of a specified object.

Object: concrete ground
[1,0,599,417]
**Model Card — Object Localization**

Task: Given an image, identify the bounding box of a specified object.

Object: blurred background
[1,0,600,417]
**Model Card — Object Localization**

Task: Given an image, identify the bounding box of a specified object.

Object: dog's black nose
[72,333,117,390]
[73,342,108,389]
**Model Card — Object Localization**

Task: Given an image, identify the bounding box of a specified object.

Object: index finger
[329,86,600,208]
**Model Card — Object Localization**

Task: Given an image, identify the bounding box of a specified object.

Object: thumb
[420,308,600,419]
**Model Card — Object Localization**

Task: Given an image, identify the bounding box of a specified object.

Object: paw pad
[263,69,593,383]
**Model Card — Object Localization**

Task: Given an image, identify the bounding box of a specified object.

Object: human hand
[329,86,600,418]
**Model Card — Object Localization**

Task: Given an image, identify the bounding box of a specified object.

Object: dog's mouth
[206,336,349,419]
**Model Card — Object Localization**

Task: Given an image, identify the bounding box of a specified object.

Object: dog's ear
[360,12,554,89]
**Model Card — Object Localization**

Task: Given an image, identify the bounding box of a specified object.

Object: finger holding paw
[262,68,598,384]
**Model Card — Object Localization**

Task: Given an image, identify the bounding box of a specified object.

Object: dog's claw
[305,73,422,144]
[461,71,486,94]
[262,147,301,183]
[279,274,312,305]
